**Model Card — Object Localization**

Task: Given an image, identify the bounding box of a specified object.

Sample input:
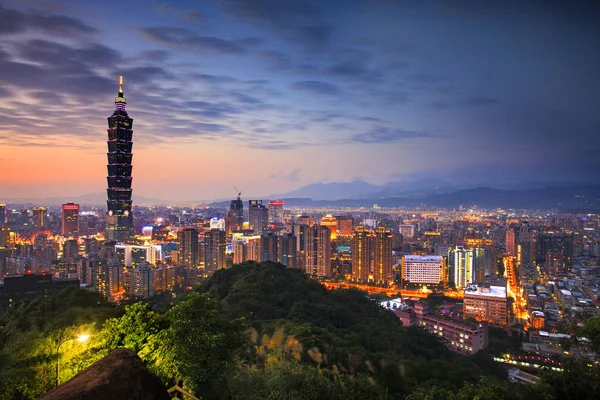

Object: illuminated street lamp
[56,334,90,387]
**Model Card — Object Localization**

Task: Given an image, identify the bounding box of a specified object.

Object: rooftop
[464,284,507,299]
[404,255,443,263]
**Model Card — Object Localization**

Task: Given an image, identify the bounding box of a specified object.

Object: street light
[56,334,89,387]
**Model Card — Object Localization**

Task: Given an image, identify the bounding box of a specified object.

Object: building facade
[463,284,508,326]
[402,255,445,285]
[105,76,134,242]
[61,203,80,236]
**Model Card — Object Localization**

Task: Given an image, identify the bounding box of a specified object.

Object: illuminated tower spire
[105,76,134,242]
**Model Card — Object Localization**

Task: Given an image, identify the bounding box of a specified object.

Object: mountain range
[1,179,599,211]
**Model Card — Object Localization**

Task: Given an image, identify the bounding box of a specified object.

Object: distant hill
[209,185,600,210]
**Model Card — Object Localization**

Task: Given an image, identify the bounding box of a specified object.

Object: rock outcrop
[40,348,170,400]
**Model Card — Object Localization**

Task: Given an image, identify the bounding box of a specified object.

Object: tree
[582,316,600,352]
[142,293,247,398]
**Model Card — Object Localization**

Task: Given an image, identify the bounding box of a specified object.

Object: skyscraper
[61,203,80,235]
[278,232,297,268]
[505,227,518,256]
[178,227,199,269]
[33,207,47,228]
[305,225,331,277]
[448,246,474,288]
[352,226,372,283]
[226,194,244,235]
[268,200,284,224]
[203,228,226,275]
[248,200,268,233]
[106,76,134,242]
[373,226,393,284]
[0,204,5,226]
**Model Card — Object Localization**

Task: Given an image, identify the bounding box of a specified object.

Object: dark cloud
[139,26,262,54]
[352,127,448,144]
[0,5,96,36]
[261,50,293,69]
[218,0,332,47]
[293,80,340,95]
[0,87,11,98]
[183,9,203,22]
[458,96,500,107]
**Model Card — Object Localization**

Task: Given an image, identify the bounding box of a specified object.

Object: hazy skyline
[1,0,599,201]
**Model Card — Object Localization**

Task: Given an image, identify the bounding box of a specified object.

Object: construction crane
[234,186,241,199]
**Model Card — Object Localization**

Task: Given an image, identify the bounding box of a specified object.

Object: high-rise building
[305,225,331,277]
[114,244,163,267]
[448,246,474,288]
[536,231,574,271]
[0,204,5,226]
[268,200,284,224]
[61,203,80,235]
[248,200,268,233]
[278,232,297,268]
[373,227,393,284]
[337,216,353,236]
[505,227,518,256]
[33,207,47,227]
[226,194,244,235]
[260,233,278,262]
[352,226,372,283]
[204,228,226,275]
[402,255,445,285]
[105,76,134,242]
[178,227,199,269]
[62,239,79,262]
[128,262,154,299]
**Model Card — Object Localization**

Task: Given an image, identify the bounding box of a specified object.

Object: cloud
[218,0,332,47]
[457,96,500,107]
[270,168,301,181]
[293,80,340,95]
[183,9,203,22]
[139,26,262,54]
[0,5,96,36]
[351,126,448,144]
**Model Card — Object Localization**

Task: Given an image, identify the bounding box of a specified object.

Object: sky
[0,0,599,201]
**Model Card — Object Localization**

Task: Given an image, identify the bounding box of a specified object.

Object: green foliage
[141,292,247,398]
[582,315,600,352]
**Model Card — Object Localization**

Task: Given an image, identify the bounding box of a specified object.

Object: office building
[402,255,445,285]
[105,76,134,242]
[178,227,199,269]
[268,200,284,224]
[33,207,47,227]
[61,203,80,235]
[204,228,226,275]
[448,246,474,288]
[0,204,5,226]
[226,194,244,234]
[305,225,331,277]
[373,227,393,284]
[248,200,268,233]
[352,226,372,283]
[463,284,508,326]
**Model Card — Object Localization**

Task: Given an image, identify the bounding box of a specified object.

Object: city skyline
[1,0,599,201]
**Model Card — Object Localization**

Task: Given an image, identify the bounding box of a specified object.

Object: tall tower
[106,76,134,242]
